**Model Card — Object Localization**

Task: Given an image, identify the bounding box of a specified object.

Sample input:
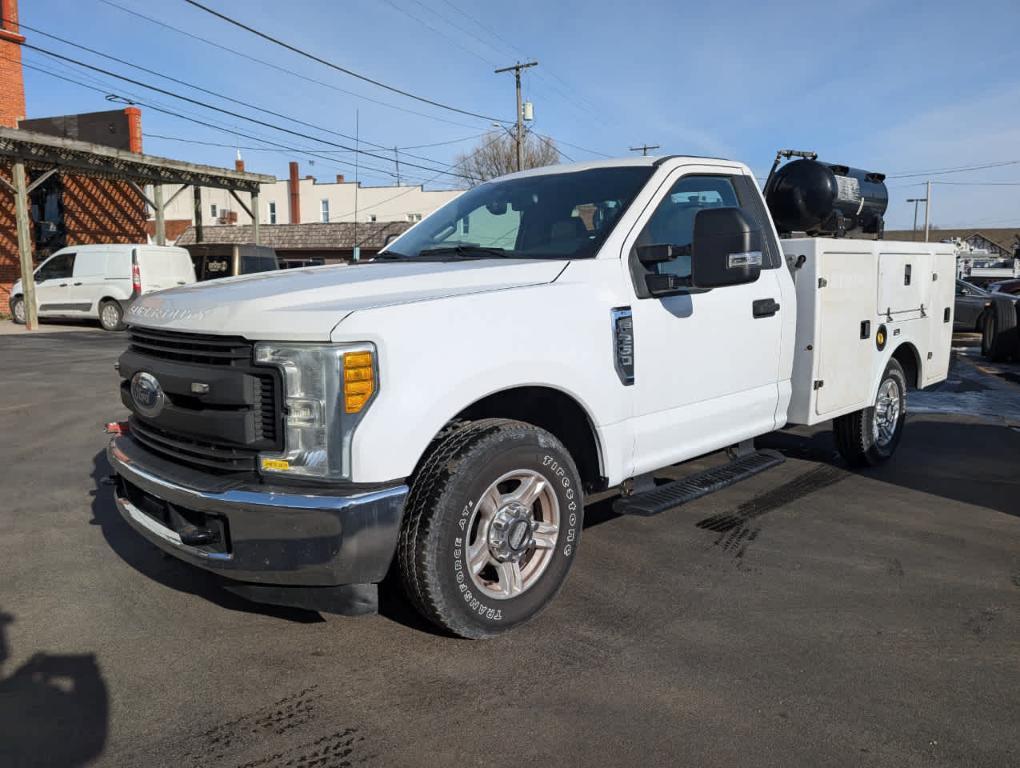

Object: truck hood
[125,258,568,341]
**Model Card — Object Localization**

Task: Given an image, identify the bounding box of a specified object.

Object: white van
[9,244,196,331]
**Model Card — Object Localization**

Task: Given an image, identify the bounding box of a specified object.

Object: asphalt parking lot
[1,329,1018,768]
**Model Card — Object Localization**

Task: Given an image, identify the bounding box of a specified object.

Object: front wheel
[10,296,26,325]
[833,358,907,467]
[398,419,584,639]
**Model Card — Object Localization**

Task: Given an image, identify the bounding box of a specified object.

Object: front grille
[129,327,252,366]
[130,418,257,473]
[123,327,283,472]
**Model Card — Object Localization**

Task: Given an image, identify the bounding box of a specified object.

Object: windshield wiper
[416,245,515,259]
[373,251,408,260]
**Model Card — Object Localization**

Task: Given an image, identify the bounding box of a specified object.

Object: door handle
[59,282,68,287]
[73,282,82,286]
[752,298,780,318]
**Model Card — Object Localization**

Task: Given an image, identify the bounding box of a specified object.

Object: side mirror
[690,207,763,289]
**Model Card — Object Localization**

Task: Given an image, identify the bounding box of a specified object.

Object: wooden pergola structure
[0,127,274,329]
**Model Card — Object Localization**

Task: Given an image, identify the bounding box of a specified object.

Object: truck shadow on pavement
[759,418,1020,519]
[0,610,109,768]
[89,452,325,624]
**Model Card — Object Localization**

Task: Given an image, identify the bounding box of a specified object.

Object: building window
[268,201,277,224]
[210,203,218,218]
[320,199,330,223]
[407,213,422,222]
[369,214,377,223]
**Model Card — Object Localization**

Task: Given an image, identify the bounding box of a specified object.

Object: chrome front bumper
[107,436,408,586]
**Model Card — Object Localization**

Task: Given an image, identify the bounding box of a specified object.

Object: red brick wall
[62,174,147,246]
[0,0,26,129]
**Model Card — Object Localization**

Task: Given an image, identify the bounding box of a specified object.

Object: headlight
[254,342,377,480]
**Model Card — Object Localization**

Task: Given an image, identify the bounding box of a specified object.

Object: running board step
[613,450,785,517]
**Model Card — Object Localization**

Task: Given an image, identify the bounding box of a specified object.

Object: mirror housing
[690,207,763,289]
[636,243,690,268]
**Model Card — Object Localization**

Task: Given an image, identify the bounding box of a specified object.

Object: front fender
[335,280,631,484]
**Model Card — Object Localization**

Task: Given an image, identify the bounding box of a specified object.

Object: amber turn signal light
[343,351,375,413]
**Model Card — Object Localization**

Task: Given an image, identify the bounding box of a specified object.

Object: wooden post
[153,183,166,246]
[193,185,204,243]
[251,188,261,246]
[12,161,38,330]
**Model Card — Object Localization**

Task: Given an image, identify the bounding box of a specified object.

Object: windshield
[383,166,654,260]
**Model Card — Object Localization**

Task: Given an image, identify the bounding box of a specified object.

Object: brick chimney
[124,106,142,153]
[235,152,245,173]
[336,174,345,183]
[0,0,26,129]
[288,161,301,224]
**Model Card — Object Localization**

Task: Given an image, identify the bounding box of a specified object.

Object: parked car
[106,155,955,638]
[9,244,196,331]
[186,244,279,281]
[954,279,992,332]
[986,278,1020,296]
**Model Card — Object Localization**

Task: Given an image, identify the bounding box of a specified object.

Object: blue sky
[17,0,1020,229]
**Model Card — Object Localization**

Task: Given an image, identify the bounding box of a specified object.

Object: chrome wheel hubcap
[13,301,25,322]
[102,305,118,327]
[873,378,902,447]
[466,469,559,600]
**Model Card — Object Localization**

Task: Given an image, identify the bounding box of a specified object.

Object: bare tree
[455,131,560,185]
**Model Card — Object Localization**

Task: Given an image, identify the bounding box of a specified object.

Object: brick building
[0,0,147,306]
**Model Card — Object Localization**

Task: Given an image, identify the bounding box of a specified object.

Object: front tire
[98,300,125,331]
[10,296,26,325]
[833,359,907,467]
[398,419,583,639]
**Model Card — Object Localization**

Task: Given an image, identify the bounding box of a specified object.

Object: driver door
[33,252,76,316]
[625,168,785,476]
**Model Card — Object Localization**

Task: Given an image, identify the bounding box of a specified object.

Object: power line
[16,56,441,184]
[887,159,1020,179]
[933,180,1020,187]
[97,0,487,131]
[20,19,480,171]
[531,130,574,163]
[434,0,603,118]
[380,0,499,68]
[24,42,479,181]
[181,0,508,124]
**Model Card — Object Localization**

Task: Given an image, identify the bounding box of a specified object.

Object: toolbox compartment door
[877,252,931,320]
[816,250,877,416]
[925,252,956,386]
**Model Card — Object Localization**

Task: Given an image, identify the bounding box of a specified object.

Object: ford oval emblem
[131,371,166,418]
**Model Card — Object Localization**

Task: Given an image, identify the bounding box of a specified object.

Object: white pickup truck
[107,156,955,638]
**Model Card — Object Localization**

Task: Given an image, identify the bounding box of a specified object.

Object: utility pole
[924,180,932,243]
[393,146,401,186]
[495,60,538,172]
[629,144,660,157]
[907,197,927,241]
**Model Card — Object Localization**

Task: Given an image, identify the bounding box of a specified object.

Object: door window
[36,252,75,282]
[636,175,740,279]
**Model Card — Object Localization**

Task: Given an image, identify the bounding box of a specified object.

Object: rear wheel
[982,301,1017,362]
[10,296,26,325]
[834,359,907,467]
[98,300,125,332]
[398,419,583,639]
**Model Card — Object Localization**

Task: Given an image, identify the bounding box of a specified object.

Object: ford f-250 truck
[106,155,955,638]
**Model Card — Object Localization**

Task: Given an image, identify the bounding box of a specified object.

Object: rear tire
[398,419,583,639]
[10,296,26,325]
[983,300,1017,362]
[98,300,125,332]
[834,359,907,467]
